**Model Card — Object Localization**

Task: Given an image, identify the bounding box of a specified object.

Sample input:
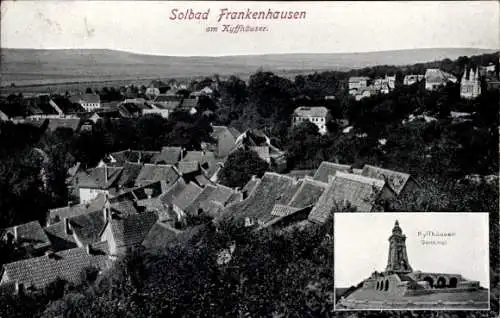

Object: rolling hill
[1,48,497,88]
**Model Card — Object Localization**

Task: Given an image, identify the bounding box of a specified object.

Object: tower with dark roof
[385,220,412,274]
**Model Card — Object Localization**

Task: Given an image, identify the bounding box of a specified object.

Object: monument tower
[385,220,412,274]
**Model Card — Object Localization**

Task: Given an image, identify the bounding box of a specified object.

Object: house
[134,163,181,188]
[118,102,152,118]
[292,106,330,135]
[460,67,481,99]
[424,69,457,91]
[403,75,425,86]
[312,161,352,184]
[348,76,370,92]
[153,146,183,165]
[70,94,101,112]
[47,192,108,225]
[107,150,160,166]
[184,184,218,216]
[0,242,111,292]
[1,221,52,256]
[209,126,241,158]
[114,161,144,191]
[100,211,158,256]
[360,164,418,197]
[142,103,177,119]
[287,177,328,209]
[153,94,182,109]
[221,172,301,227]
[171,182,203,220]
[198,184,239,213]
[75,166,123,203]
[308,171,396,222]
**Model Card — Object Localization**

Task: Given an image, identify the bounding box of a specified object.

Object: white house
[424,69,457,91]
[292,106,330,135]
[70,94,101,112]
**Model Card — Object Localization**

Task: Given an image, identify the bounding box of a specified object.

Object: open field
[1,47,496,94]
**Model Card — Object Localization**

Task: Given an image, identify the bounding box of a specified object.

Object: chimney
[64,218,72,235]
[251,175,257,181]
[85,244,92,255]
[144,188,153,199]
[13,226,18,241]
[14,282,24,295]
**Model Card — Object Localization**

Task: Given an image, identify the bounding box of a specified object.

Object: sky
[334,212,489,289]
[1,1,499,56]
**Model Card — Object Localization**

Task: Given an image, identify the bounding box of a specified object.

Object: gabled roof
[43,222,78,251]
[154,146,182,165]
[249,146,270,163]
[75,166,123,189]
[48,193,107,223]
[194,173,215,187]
[160,178,187,207]
[154,94,181,103]
[1,242,110,290]
[203,184,236,207]
[110,200,139,217]
[132,181,170,200]
[46,118,81,132]
[361,165,412,196]
[309,172,387,222]
[2,221,51,251]
[141,222,181,249]
[212,125,241,141]
[226,192,243,206]
[425,69,457,83]
[171,182,203,212]
[182,151,216,165]
[185,185,217,216]
[69,210,107,245]
[135,164,180,187]
[293,106,329,118]
[109,212,158,249]
[108,150,160,165]
[287,177,328,209]
[222,172,299,221]
[177,161,200,175]
[313,161,352,184]
[115,162,143,189]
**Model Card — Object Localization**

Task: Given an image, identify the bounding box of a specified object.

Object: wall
[79,188,109,204]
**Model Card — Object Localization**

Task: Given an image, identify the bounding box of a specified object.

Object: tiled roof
[203,200,225,218]
[181,98,198,108]
[226,192,243,206]
[182,151,216,165]
[154,147,182,165]
[1,242,111,290]
[2,221,51,251]
[313,161,352,183]
[270,204,302,217]
[47,118,81,132]
[75,166,123,189]
[204,184,235,207]
[115,162,143,189]
[110,212,158,249]
[136,197,165,213]
[222,172,299,221]
[425,69,457,83]
[132,181,170,201]
[309,172,386,223]
[48,193,107,223]
[142,222,181,249]
[80,94,101,103]
[69,210,107,245]
[361,165,412,196]
[293,106,329,118]
[249,146,270,163]
[110,200,139,217]
[185,185,217,216]
[177,161,200,175]
[43,221,78,251]
[154,94,181,103]
[109,150,160,165]
[160,178,187,207]
[135,164,180,187]
[212,125,241,141]
[172,182,203,212]
[242,177,260,197]
[286,170,315,179]
[194,173,215,187]
[287,177,328,208]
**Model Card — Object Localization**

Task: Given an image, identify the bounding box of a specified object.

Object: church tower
[385,220,412,274]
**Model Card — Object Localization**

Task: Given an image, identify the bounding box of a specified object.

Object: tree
[219,149,269,188]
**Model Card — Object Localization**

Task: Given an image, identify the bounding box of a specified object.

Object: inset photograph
[334,212,489,310]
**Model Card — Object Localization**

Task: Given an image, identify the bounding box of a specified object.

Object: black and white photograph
[334,212,490,310]
[0,1,499,317]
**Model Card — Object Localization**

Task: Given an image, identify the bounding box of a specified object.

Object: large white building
[292,106,330,135]
[70,94,101,112]
[424,69,457,91]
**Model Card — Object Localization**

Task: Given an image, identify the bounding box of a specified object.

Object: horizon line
[2,46,498,58]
